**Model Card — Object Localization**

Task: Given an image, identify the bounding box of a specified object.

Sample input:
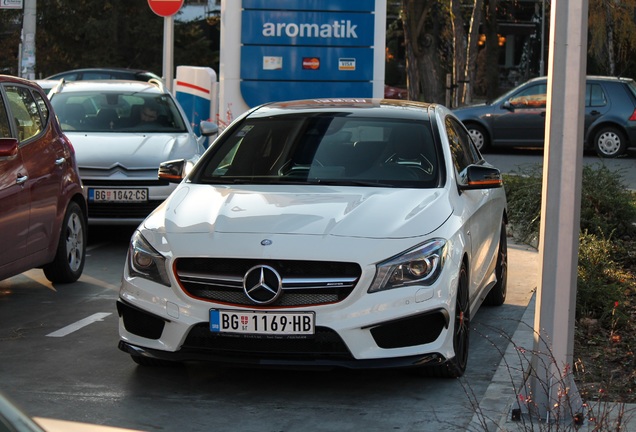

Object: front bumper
[117,268,456,370]
[117,339,447,370]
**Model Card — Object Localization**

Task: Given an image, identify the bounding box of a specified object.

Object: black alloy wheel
[424,264,470,378]
[484,220,508,306]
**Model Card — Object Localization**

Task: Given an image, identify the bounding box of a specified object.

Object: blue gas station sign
[242,11,375,47]
[240,1,376,107]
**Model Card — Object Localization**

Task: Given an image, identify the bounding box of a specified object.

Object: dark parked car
[453,75,636,158]
[45,67,161,83]
[0,75,87,283]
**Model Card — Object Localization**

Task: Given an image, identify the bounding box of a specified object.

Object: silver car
[48,79,217,224]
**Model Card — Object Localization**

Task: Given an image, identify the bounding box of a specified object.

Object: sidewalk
[470,242,636,431]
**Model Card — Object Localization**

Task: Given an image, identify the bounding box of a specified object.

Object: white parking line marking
[46,313,112,337]
[78,274,121,292]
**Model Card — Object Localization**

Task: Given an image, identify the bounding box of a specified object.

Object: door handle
[55,157,65,165]
[16,174,28,185]
[589,110,601,116]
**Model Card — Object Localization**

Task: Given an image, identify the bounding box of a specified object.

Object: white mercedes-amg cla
[117,98,508,378]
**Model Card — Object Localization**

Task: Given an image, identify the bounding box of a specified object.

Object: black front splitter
[118,340,447,370]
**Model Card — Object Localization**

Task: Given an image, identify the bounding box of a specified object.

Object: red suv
[0,75,87,283]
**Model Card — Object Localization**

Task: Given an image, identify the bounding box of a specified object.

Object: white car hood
[146,184,452,239]
[67,132,199,169]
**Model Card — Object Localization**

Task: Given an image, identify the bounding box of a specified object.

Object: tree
[0,1,217,80]
[483,0,500,101]
[462,0,483,105]
[0,8,23,76]
[400,0,451,103]
[450,0,467,107]
[588,0,636,76]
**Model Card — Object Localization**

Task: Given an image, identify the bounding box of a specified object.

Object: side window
[5,85,43,142]
[446,117,478,183]
[509,84,547,108]
[32,90,49,125]
[0,92,11,138]
[83,72,113,80]
[587,83,607,107]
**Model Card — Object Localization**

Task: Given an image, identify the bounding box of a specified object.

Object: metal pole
[163,16,174,93]
[21,0,36,79]
[517,0,588,424]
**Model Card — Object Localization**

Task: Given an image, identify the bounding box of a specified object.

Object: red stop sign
[147,0,184,17]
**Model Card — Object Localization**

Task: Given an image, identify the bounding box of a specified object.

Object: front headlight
[128,231,171,287]
[368,239,447,293]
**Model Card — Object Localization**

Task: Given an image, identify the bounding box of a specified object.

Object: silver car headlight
[369,239,447,293]
[128,231,171,287]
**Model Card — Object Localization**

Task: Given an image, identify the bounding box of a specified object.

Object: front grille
[182,323,353,359]
[88,201,163,219]
[175,258,361,307]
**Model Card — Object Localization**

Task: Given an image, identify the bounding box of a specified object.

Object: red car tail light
[629,109,636,121]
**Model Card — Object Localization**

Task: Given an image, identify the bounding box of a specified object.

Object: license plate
[210,309,315,336]
[88,188,148,203]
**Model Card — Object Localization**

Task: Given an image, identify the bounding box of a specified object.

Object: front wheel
[426,264,470,378]
[484,220,508,306]
[43,201,86,283]
[467,124,489,152]
[594,127,627,158]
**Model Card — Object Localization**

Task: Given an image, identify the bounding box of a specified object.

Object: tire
[425,264,470,378]
[43,201,86,283]
[484,220,508,306]
[594,126,627,158]
[467,124,489,152]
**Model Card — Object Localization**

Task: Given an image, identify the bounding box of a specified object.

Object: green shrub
[503,163,636,322]
[577,230,628,325]
[503,164,636,245]
[580,164,636,239]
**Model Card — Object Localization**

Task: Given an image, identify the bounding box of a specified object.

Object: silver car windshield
[194,116,440,188]
[51,91,187,133]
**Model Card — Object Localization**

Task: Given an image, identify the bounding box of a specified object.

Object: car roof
[525,75,634,84]
[248,98,439,121]
[0,74,42,88]
[45,67,160,79]
[47,79,168,96]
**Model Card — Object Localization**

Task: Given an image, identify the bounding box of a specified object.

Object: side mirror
[502,100,514,111]
[200,121,219,137]
[158,159,188,183]
[459,165,503,190]
[0,138,19,160]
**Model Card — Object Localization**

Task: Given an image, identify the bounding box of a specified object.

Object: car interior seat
[380,126,437,180]
[61,103,86,129]
[95,107,118,130]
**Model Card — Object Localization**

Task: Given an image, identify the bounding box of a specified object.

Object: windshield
[50,91,187,133]
[193,115,440,188]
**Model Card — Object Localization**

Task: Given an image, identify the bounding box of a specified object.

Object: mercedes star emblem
[243,265,283,305]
